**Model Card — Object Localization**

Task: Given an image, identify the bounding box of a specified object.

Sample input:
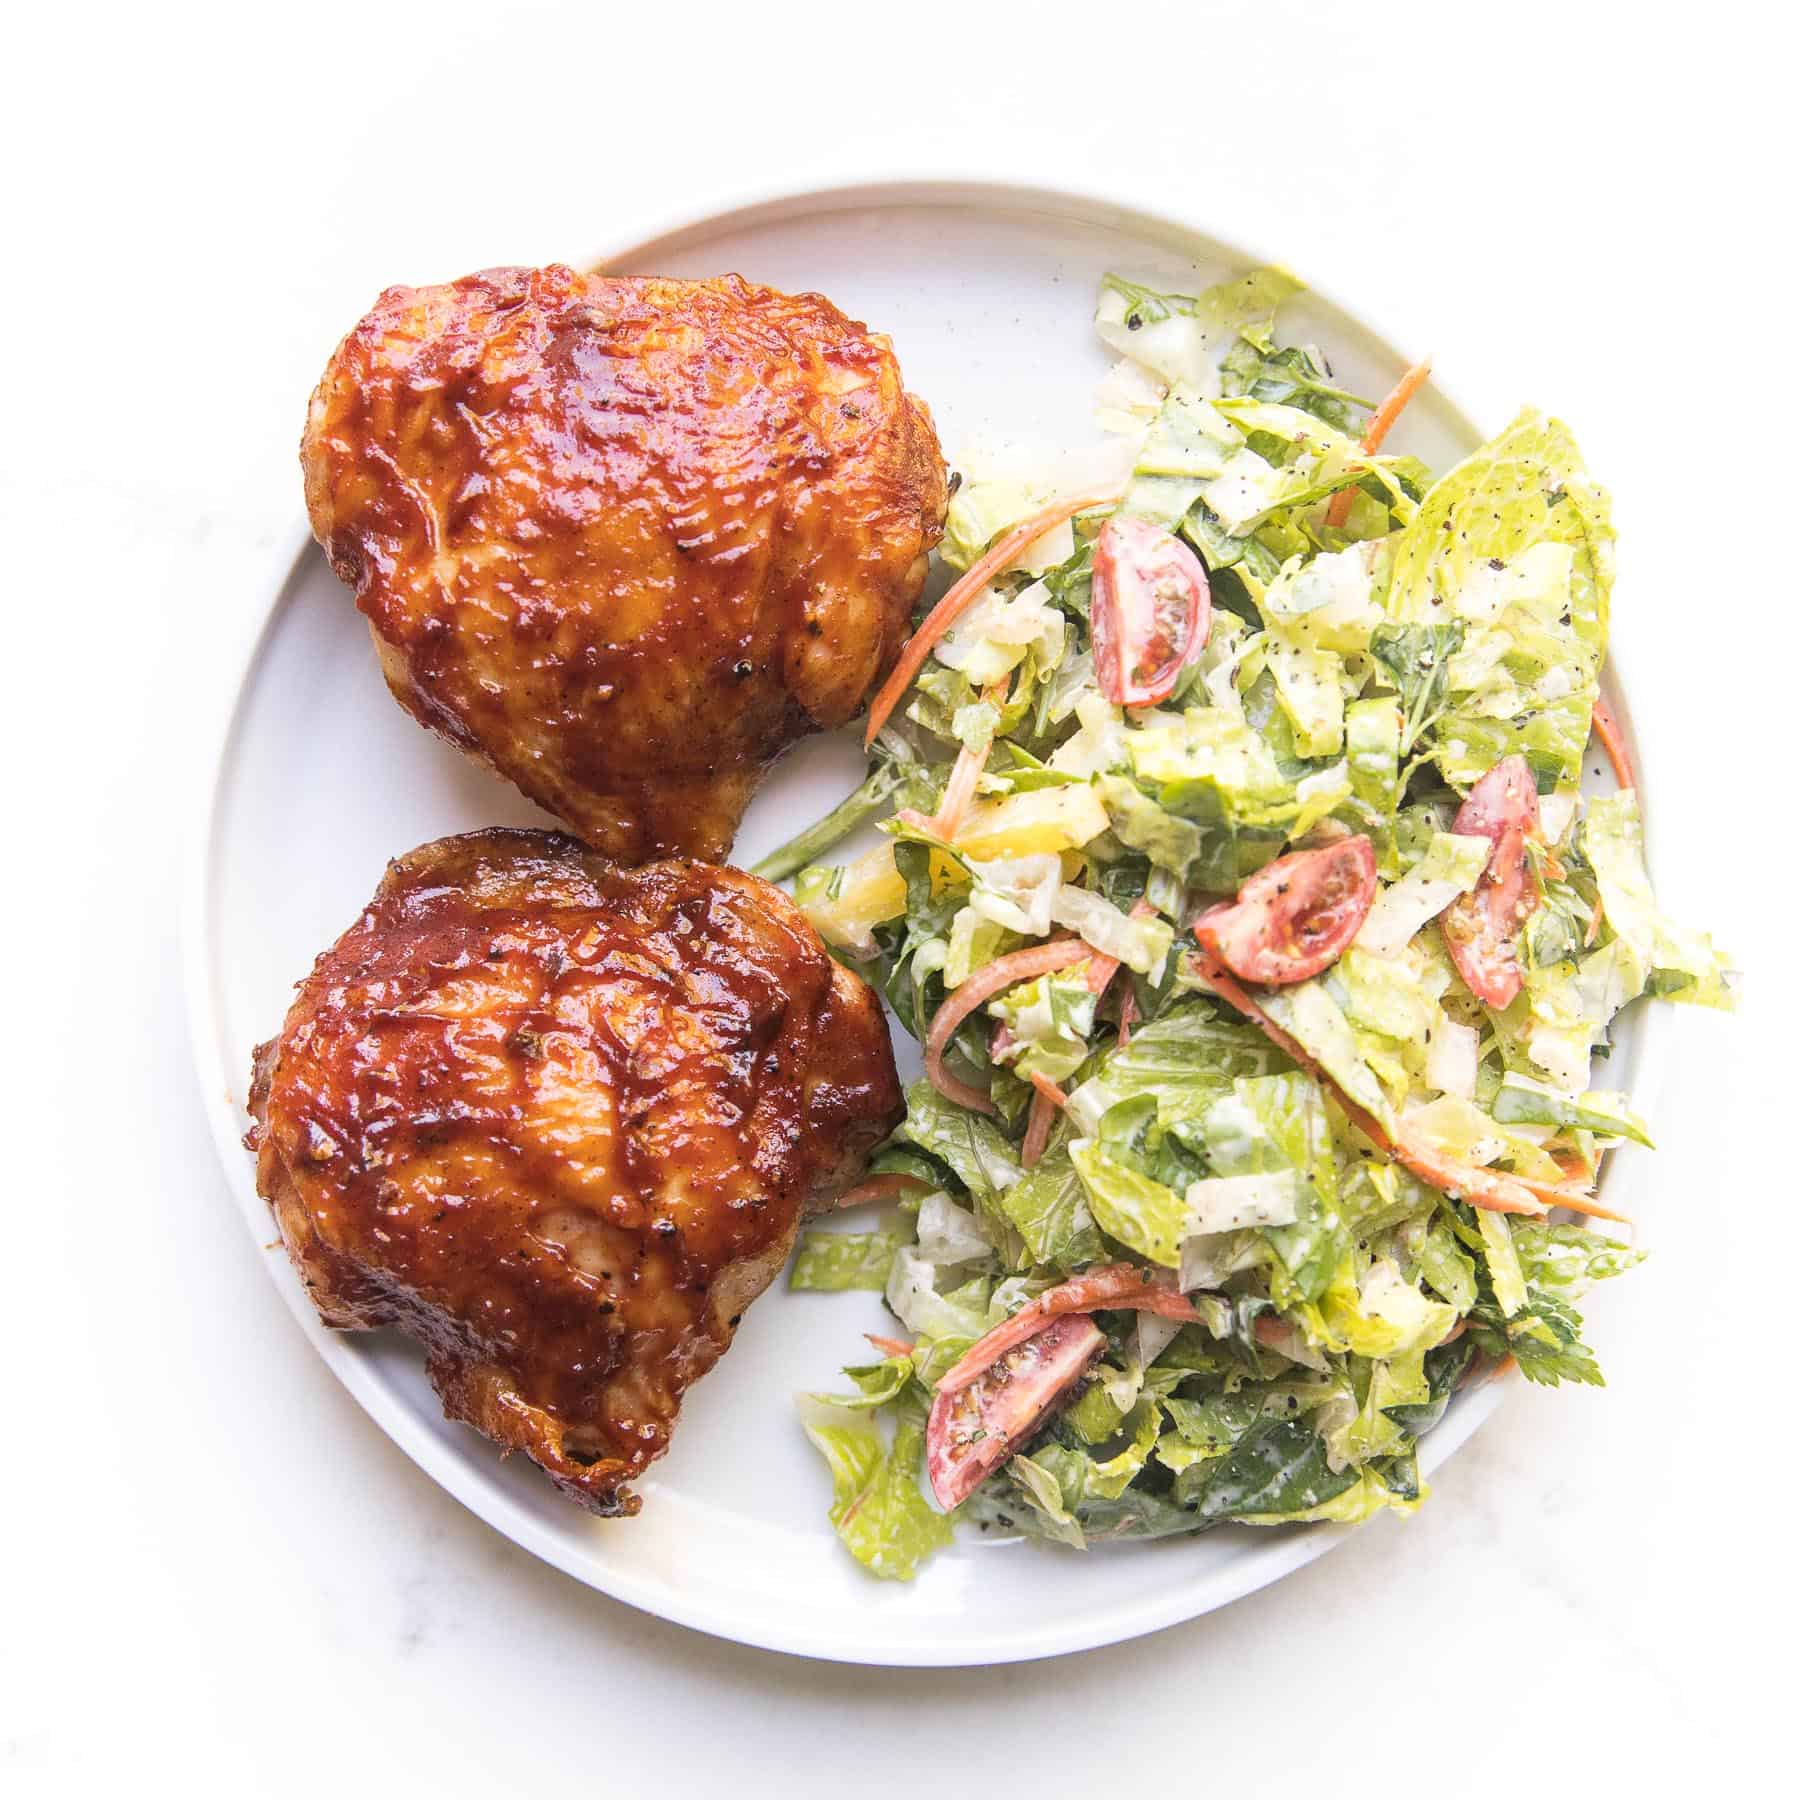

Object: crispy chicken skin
[300,266,947,861]
[246,829,902,1515]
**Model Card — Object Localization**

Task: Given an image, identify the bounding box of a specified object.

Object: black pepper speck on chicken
[301,266,947,861]
[246,829,903,1514]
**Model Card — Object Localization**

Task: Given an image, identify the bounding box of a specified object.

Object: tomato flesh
[1441,755,1540,1008]
[925,1313,1103,1508]
[1091,515,1210,707]
[1193,835,1378,985]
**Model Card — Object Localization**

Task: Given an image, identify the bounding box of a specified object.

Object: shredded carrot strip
[864,490,1122,747]
[1077,898,1158,997]
[1549,1148,1592,1182]
[1191,941,1558,1217]
[865,1333,914,1358]
[1510,1179,1631,1224]
[932,749,986,840]
[1324,355,1432,529]
[924,940,1097,1114]
[905,765,1029,846]
[1457,1349,1518,1389]
[1393,1131,1552,1219]
[921,1055,994,1117]
[1590,697,1636,789]
[992,899,1153,1157]
[834,1174,931,1211]
[1116,987,1139,1047]
[1522,1151,1632,1221]
[1019,1056,1071,1168]
[1195,941,1632,1221]
[1081,951,1123,996]
[1360,356,1434,455]
[1021,1087,1058,1169]
[1190,943,1392,1140]
[938,1264,1202,1395]
[929,677,1010,839]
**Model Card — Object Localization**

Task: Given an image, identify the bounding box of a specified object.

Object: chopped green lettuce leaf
[884,1245,993,1340]
[1069,1137,1188,1267]
[1356,831,1491,956]
[808,1355,916,1410]
[1477,1209,1529,1318]
[1418,1212,1480,1310]
[1050,885,1174,978]
[1345,694,1402,818]
[789,1230,905,1291]
[893,1080,1023,1202]
[1492,1071,1653,1147]
[1178,1417,1420,1524]
[965,851,1061,936]
[801,1397,955,1580]
[999,1146,1105,1270]
[1510,1219,1644,1293]
[1384,410,1613,788]
[1005,1449,1090,1548]
[913,1191,995,1267]
[1095,267,1300,394]
[1222,339,1371,433]
[1195,1072,1346,1304]
[935,579,1068,688]
[1183,1168,1303,1234]
[1068,998,1288,1135]
[1257,981,1396,1130]
[1584,791,1733,1008]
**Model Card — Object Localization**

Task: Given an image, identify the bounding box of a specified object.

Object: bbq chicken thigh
[301,266,947,861]
[247,829,902,1515]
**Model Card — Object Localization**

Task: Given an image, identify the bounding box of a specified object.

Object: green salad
[764,266,1732,1580]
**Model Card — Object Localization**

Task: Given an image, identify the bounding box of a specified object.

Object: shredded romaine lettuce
[1584,791,1734,1008]
[790,1230,906,1292]
[801,1396,955,1580]
[1384,410,1613,789]
[1356,832,1490,955]
[1069,1138,1188,1268]
[990,972,1097,1085]
[769,265,1725,1581]
[1050,886,1173,978]
[1095,267,1300,395]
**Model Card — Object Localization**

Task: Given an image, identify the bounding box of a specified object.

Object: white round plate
[186,180,1647,1665]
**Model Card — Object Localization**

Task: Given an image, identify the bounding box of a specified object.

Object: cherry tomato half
[1442,754,1540,1009]
[925,1313,1103,1508]
[1194,835,1378,986]
[1090,515,1211,707]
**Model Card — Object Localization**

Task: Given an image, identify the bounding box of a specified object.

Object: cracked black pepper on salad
[758,266,1732,1579]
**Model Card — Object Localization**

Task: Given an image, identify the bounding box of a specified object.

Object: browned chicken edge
[246,828,902,1515]
[300,267,947,864]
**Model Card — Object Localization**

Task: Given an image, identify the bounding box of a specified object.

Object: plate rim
[182,176,1648,1665]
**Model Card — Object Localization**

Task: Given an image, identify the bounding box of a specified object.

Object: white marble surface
[4,2,1790,1789]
